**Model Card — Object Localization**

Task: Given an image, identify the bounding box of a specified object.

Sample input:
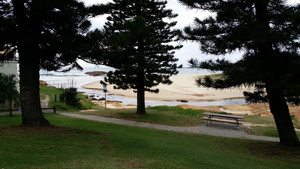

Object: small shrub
[59,88,82,108]
[0,73,19,102]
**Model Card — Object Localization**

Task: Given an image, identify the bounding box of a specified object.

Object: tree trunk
[135,2,146,115]
[136,73,146,115]
[253,0,298,146]
[13,0,50,126]
[266,84,299,147]
[19,46,50,126]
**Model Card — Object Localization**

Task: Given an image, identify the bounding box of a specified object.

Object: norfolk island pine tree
[179,0,300,146]
[0,0,109,126]
[97,0,182,115]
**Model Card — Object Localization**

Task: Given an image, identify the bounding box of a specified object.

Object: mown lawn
[77,105,207,126]
[0,114,299,169]
[243,115,300,137]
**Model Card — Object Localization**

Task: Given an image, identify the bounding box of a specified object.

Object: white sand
[82,74,250,101]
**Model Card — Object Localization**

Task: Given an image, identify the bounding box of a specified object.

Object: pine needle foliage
[101,0,182,114]
[0,0,108,126]
[179,0,300,146]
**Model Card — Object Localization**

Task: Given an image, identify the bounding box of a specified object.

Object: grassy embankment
[40,86,96,111]
[40,86,300,138]
[0,114,300,169]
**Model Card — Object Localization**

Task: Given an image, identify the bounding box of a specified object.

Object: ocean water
[39,66,215,89]
[40,66,246,106]
[40,66,111,86]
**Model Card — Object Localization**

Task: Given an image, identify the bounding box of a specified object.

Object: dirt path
[59,112,279,142]
[40,95,50,108]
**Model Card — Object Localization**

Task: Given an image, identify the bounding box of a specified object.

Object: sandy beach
[82,74,250,102]
[81,74,300,120]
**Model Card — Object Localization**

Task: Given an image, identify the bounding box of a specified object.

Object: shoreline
[80,74,300,120]
[81,74,249,102]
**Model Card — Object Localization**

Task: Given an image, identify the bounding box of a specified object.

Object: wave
[40,73,84,77]
[39,67,215,78]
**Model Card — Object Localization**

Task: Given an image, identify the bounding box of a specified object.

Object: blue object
[103,89,107,93]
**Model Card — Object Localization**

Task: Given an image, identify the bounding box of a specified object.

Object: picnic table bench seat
[203,112,244,127]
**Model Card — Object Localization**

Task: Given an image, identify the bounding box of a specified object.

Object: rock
[85,71,107,76]
[177,99,188,103]
[107,100,122,103]
[98,97,105,101]
[40,80,48,86]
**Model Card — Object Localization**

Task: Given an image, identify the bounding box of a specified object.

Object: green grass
[78,105,209,126]
[246,126,300,138]
[40,86,96,111]
[244,115,276,126]
[243,115,300,136]
[0,114,299,169]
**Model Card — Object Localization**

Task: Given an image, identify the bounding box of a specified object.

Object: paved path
[59,112,279,142]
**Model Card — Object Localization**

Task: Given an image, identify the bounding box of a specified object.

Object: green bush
[0,73,19,102]
[59,88,81,108]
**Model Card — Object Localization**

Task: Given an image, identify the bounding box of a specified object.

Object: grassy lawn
[0,114,300,169]
[244,115,276,126]
[243,115,300,137]
[78,106,207,126]
[246,126,300,138]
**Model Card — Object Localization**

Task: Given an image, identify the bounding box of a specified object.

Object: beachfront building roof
[0,49,18,61]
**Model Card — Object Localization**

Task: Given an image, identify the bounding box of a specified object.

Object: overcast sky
[79,0,299,67]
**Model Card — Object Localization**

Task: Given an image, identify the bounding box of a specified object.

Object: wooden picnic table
[203,112,244,127]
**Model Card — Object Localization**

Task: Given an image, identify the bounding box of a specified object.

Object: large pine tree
[0,0,108,126]
[179,0,300,146]
[102,0,182,115]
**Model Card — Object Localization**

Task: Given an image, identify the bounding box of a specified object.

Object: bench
[41,107,56,114]
[203,112,244,127]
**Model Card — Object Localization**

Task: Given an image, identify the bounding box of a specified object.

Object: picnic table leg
[208,116,212,126]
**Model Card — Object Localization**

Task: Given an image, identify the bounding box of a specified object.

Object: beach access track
[59,112,279,142]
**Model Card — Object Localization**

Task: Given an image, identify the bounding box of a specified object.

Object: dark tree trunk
[19,45,50,126]
[13,0,50,126]
[253,0,299,146]
[135,2,146,116]
[266,84,299,147]
[136,72,146,115]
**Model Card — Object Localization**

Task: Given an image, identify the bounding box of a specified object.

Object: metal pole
[105,92,107,109]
